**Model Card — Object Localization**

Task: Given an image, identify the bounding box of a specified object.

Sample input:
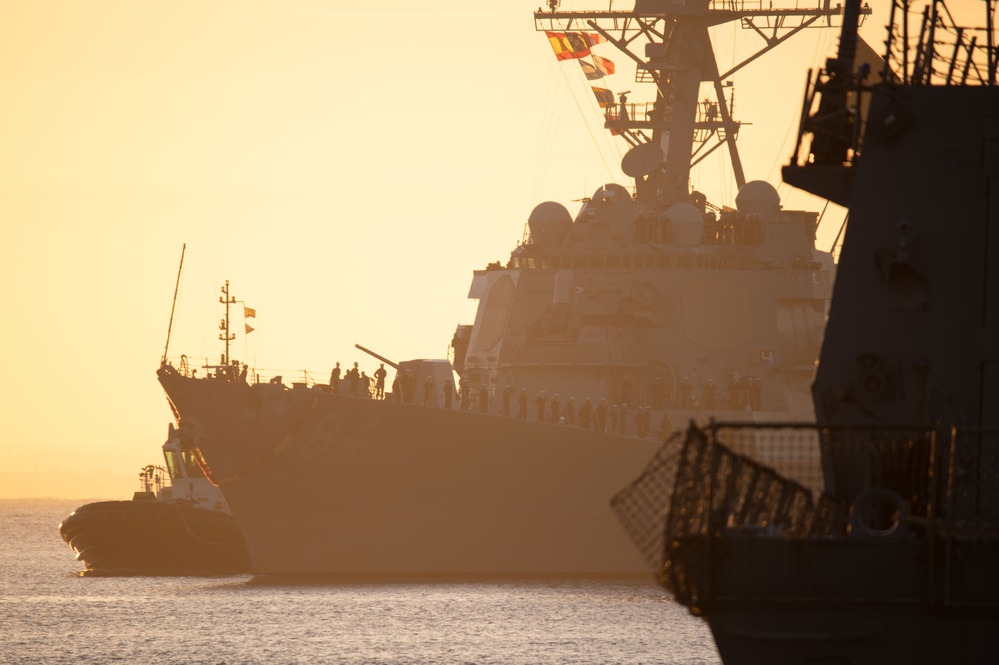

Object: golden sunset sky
[0,0,914,498]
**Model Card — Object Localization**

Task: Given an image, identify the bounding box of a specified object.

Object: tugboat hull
[59,500,250,575]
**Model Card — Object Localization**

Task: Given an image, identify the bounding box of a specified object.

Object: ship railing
[882,0,998,87]
[612,421,999,607]
[137,464,170,496]
[163,356,333,391]
[603,102,666,131]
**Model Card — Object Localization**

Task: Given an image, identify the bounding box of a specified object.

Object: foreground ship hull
[59,500,250,575]
[614,423,999,665]
[612,1,999,661]
[683,538,999,665]
[160,367,668,577]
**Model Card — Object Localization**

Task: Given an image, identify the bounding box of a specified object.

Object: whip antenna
[161,243,186,365]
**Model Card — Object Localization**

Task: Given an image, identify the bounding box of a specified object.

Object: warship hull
[676,537,999,665]
[160,367,725,578]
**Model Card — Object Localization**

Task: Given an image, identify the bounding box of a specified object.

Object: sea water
[0,499,720,664]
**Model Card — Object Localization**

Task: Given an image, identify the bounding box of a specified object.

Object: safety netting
[611,422,999,607]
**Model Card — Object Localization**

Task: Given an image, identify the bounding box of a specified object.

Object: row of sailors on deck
[329,361,389,398]
[652,375,762,411]
[329,362,449,406]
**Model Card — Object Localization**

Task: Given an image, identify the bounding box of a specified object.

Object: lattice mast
[534,0,865,208]
[218,280,236,366]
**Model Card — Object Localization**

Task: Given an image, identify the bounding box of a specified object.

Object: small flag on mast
[244,306,256,318]
[579,59,602,80]
[245,323,255,334]
[591,86,614,108]
[592,55,615,76]
[546,31,592,61]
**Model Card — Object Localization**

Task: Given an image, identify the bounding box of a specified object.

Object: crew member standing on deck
[374,363,387,399]
[536,391,547,423]
[579,398,592,429]
[518,389,528,419]
[424,375,435,406]
[479,384,489,413]
[348,362,360,396]
[502,385,512,416]
[402,369,415,403]
[330,362,341,393]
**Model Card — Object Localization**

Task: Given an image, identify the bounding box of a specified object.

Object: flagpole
[161,243,186,365]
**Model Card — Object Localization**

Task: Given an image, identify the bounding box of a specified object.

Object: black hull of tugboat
[59,500,251,575]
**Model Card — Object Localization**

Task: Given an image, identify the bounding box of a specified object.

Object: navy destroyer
[613,0,999,661]
[157,1,848,577]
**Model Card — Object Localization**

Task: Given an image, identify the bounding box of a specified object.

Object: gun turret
[355,344,400,370]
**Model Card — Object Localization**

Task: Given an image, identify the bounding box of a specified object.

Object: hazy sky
[1,0,906,498]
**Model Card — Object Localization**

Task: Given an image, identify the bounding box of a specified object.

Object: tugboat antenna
[161,243,186,365]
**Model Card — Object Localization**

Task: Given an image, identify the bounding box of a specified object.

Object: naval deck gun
[355,343,400,370]
[356,343,458,409]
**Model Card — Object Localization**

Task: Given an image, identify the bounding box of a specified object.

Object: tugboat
[156,1,854,578]
[613,1,999,662]
[59,423,251,575]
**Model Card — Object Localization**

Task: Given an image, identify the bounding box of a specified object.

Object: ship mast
[534,0,868,208]
[218,280,236,366]
[161,243,186,365]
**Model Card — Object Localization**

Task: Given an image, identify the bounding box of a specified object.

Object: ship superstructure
[157,1,854,578]
[451,1,855,426]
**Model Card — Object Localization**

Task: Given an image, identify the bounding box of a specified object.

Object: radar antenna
[534,2,871,206]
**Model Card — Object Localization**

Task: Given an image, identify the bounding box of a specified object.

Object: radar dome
[735,180,781,215]
[528,201,572,245]
[592,183,632,203]
[666,203,704,245]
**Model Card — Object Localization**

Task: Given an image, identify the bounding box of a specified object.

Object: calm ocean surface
[1,499,720,664]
